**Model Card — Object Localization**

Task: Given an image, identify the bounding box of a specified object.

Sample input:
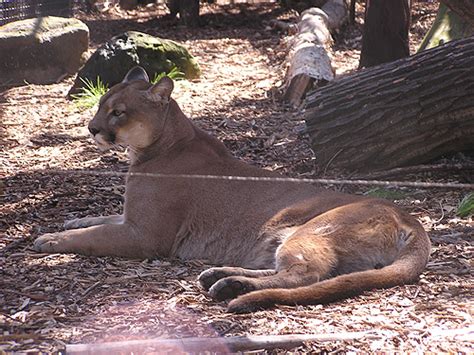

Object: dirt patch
[1,2,472,353]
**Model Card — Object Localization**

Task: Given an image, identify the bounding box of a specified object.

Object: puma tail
[227,226,430,313]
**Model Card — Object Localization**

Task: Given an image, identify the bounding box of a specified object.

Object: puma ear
[147,76,174,102]
[123,66,149,83]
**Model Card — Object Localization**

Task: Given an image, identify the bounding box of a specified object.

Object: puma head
[88,66,174,151]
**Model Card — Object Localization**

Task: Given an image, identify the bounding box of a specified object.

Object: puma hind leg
[225,201,430,313]
[204,234,338,301]
[207,267,324,301]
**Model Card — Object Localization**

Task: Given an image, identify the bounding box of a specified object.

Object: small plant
[71,67,185,110]
[151,66,185,84]
[71,77,108,110]
[457,193,474,217]
[364,187,407,200]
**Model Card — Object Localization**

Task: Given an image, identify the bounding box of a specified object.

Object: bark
[359,0,411,68]
[441,0,474,26]
[304,36,474,172]
[283,0,349,107]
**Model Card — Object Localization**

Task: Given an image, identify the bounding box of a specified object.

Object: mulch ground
[1,1,473,353]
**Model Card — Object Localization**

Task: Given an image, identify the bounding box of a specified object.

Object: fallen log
[303,36,474,172]
[283,0,349,107]
[66,331,374,354]
[354,163,474,180]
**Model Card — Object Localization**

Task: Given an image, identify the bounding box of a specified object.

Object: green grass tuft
[71,77,108,110]
[151,66,185,84]
[72,67,186,110]
[457,192,474,217]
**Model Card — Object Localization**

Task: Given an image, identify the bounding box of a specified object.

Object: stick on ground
[66,332,376,354]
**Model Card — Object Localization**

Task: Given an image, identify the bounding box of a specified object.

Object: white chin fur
[92,134,113,151]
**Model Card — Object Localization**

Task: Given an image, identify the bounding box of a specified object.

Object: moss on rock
[69,31,200,95]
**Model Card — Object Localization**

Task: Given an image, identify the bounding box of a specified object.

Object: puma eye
[112,109,125,117]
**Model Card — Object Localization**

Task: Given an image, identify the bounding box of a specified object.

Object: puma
[34,66,431,313]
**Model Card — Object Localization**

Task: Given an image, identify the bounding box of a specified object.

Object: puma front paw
[64,218,86,230]
[208,276,256,301]
[64,217,97,230]
[198,268,234,291]
[34,233,71,253]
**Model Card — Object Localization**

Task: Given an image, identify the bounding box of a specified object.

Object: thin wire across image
[39,169,474,190]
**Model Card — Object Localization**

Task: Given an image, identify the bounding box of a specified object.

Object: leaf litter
[1,1,472,353]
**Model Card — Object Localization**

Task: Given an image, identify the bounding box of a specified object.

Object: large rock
[69,31,200,95]
[0,16,89,85]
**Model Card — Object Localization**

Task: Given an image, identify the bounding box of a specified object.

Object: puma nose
[89,127,100,136]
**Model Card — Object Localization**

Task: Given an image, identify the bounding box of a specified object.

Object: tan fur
[34,67,431,313]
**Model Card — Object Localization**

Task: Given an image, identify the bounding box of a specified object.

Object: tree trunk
[119,0,138,10]
[304,36,474,172]
[359,0,411,68]
[180,0,200,27]
[349,0,356,25]
[166,0,180,17]
[166,0,200,27]
[418,3,474,52]
[441,0,474,26]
